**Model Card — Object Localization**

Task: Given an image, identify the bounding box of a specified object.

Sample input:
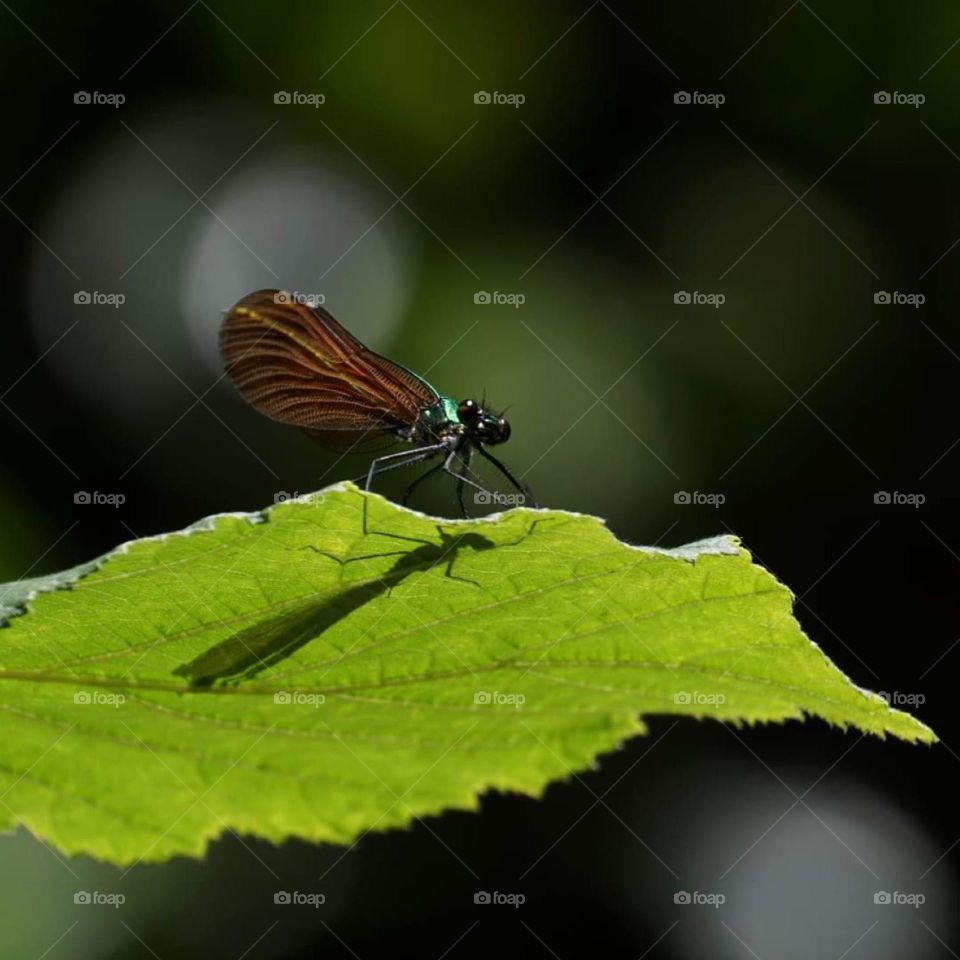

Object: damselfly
[220,290,536,516]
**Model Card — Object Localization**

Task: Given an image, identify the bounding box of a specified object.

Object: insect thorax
[414,396,462,442]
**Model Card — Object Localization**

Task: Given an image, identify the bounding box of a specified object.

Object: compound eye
[458,399,480,423]
[496,417,511,443]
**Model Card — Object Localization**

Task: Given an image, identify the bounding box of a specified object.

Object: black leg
[476,446,539,508]
[401,459,445,507]
[441,448,490,499]
[456,447,472,518]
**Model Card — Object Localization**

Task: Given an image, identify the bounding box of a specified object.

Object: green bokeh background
[2,2,958,958]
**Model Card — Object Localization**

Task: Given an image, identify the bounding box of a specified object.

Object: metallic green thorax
[420,396,461,430]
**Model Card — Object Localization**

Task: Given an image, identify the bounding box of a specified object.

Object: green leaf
[0,483,934,864]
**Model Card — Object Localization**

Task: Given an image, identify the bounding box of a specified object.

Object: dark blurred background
[1,1,958,957]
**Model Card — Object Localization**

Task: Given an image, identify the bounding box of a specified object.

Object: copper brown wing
[220,290,439,449]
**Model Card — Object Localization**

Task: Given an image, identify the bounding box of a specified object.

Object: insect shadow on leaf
[172,509,540,688]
